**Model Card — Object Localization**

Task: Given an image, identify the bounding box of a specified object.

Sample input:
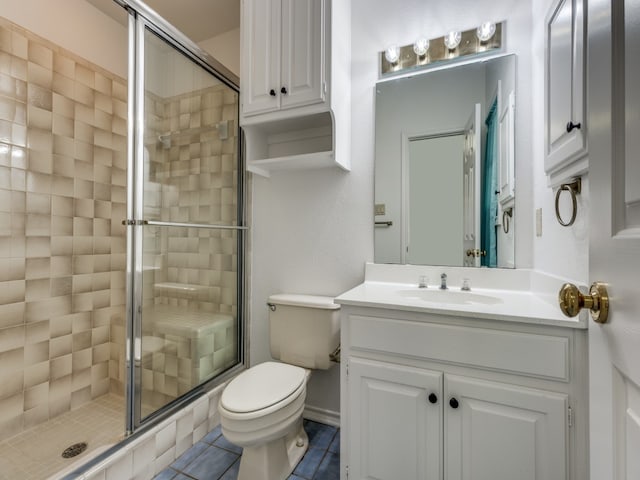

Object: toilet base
[236,417,309,480]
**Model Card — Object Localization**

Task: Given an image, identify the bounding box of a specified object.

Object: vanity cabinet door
[348,357,442,480]
[241,0,325,118]
[544,0,587,186]
[445,374,568,480]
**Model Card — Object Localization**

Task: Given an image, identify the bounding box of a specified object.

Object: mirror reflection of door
[406,134,465,265]
[463,104,482,267]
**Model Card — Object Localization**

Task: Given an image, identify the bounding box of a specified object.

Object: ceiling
[85,0,240,42]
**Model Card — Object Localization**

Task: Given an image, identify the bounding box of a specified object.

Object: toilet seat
[221,362,307,418]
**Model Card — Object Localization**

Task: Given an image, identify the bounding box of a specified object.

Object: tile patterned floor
[154,419,340,480]
[0,394,125,480]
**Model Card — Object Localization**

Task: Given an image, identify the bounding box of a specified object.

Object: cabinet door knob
[566,121,581,133]
[281,86,288,95]
[428,393,438,404]
[449,397,459,409]
[269,89,276,97]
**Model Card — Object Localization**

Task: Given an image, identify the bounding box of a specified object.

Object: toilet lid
[221,362,306,413]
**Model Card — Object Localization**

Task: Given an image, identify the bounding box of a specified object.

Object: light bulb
[444,30,462,50]
[476,22,496,42]
[413,37,429,57]
[384,45,400,64]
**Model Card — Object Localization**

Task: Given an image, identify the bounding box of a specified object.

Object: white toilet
[218,294,340,480]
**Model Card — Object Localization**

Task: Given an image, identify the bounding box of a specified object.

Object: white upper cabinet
[544,0,587,187]
[241,0,281,117]
[240,0,350,176]
[242,0,324,118]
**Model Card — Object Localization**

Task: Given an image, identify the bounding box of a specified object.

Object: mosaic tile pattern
[140,306,237,415]
[143,84,239,314]
[0,17,127,441]
[0,393,124,480]
[155,420,340,480]
[135,78,241,414]
[0,14,241,445]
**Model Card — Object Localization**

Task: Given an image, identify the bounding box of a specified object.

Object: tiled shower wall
[0,16,241,439]
[135,86,240,411]
[0,18,127,440]
[143,85,239,315]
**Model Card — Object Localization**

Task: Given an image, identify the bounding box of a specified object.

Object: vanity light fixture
[379,21,504,77]
[476,21,497,42]
[413,37,429,57]
[444,30,462,50]
[384,45,400,64]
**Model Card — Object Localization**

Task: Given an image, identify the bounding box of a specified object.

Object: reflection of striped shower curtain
[481,100,498,267]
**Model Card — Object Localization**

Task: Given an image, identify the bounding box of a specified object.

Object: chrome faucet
[440,273,448,290]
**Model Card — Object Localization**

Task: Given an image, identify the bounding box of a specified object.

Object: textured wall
[136,84,240,412]
[0,17,127,440]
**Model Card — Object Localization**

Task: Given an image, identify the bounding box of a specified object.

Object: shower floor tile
[0,393,125,480]
[155,419,340,480]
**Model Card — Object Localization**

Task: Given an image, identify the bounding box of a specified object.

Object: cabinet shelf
[243,110,349,177]
[247,151,338,177]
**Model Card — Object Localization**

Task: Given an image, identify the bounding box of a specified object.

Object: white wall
[0,0,128,78]
[251,0,537,416]
[199,27,240,78]
[530,0,589,283]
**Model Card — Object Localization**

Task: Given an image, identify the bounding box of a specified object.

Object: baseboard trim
[303,405,340,427]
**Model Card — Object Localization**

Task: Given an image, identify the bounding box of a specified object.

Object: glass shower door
[127,17,244,428]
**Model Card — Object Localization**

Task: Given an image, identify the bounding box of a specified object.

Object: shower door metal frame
[123,2,247,434]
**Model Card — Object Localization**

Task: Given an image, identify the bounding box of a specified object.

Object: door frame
[401,128,465,264]
[123,2,247,434]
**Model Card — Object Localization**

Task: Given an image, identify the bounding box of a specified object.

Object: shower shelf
[153,282,209,300]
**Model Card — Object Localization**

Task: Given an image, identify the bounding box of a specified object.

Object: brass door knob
[466,249,487,258]
[558,282,609,324]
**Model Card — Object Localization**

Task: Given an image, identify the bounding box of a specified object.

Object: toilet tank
[268,294,340,370]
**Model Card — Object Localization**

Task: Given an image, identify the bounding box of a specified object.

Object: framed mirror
[374,54,516,268]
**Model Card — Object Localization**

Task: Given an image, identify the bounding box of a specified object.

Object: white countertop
[335,281,588,329]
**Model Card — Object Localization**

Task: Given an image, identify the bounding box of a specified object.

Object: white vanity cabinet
[340,307,588,480]
[544,0,587,187]
[241,0,324,118]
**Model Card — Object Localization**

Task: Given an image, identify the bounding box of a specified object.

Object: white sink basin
[397,289,503,305]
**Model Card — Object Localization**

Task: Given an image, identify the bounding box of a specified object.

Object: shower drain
[61,442,88,459]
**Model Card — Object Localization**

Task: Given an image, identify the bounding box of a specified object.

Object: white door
[588,0,640,478]
[445,374,567,480]
[348,358,442,480]
[463,104,482,266]
[406,135,464,266]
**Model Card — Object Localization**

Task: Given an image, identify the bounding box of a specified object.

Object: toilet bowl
[218,294,340,480]
[219,362,310,480]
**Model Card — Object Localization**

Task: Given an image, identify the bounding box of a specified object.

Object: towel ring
[502,208,513,234]
[555,178,581,227]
